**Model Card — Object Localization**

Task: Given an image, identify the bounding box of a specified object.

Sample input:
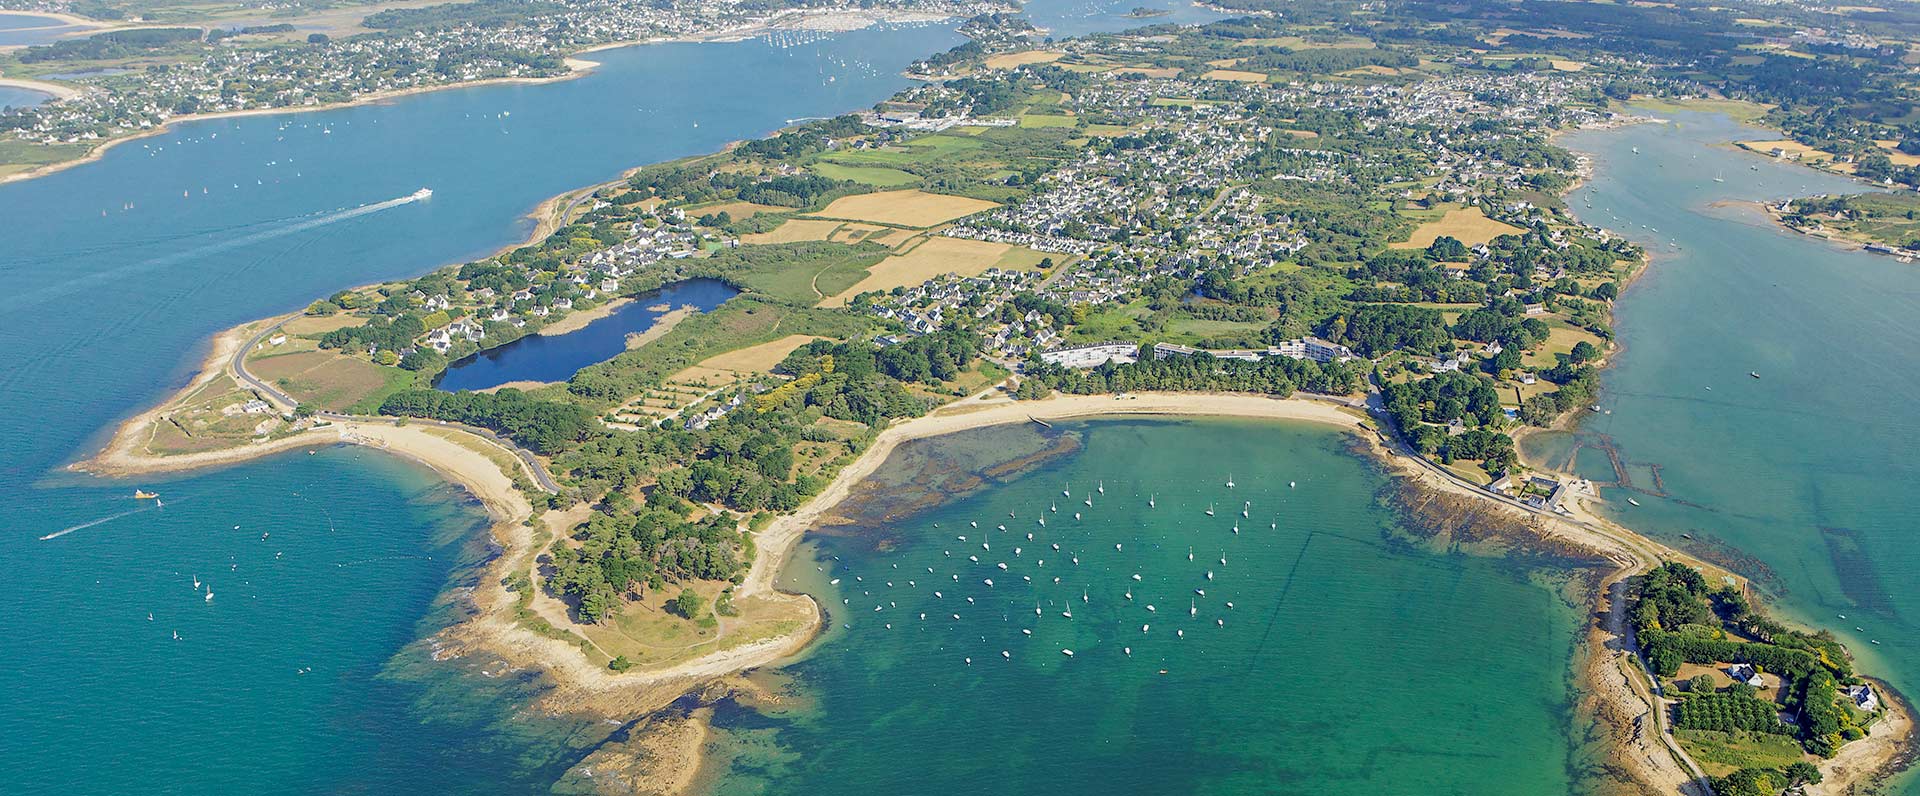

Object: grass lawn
[1068,300,1155,342]
[1520,319,1604,370]
[905,134,987,155]
[992,245,1056,270]
[1629,96,1774,124]
[1019,113,1080,128]
[583,583,809,668]
[1675,730,1806,777]
[740,218,845,244]
[811,162,919,186]
[1163,316,1270,342]
[709,242,886,305]
[0,139,91,179]
[247,349,413,413]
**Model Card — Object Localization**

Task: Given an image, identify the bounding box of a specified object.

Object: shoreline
[69,351,1915,791]
[0,10,109,29]
[1541,103,1917,793]
[0,76,82,100]
[56,90,1914,794]
[536,296,632,337]
[0,6,957,187]
[0,66,603,187]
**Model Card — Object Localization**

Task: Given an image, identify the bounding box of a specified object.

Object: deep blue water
[435,278,741,391]
[0,0,1234,791]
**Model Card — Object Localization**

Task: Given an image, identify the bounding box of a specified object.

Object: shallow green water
[715,418,1588,795]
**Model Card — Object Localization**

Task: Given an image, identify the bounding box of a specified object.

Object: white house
[1041,342,1139,369]
[1727,664,1767,689]
[1847,684,1880,712]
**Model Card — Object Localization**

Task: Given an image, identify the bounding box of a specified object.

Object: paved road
[230,315,563,493]
[1359,386,1714,792]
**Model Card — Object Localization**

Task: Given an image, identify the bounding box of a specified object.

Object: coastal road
[1359,388,1715,792]
[229,315,564,494]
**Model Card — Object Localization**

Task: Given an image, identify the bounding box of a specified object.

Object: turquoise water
[7,450,609,792]
[0,24,963,796]
[1554,111,1920,791]
[718,419,1589,795]
[0,2,1232,791]
[435,278,741,391]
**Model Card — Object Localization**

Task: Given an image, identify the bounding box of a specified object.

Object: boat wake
[1,189,433,312]
[41,505,150,541]
[39,494,192,540]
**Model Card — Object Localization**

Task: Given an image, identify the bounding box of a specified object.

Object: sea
[1543,110,1920,793]
[5,0,1914,790]
[717,418,1593,794]
[0,10,92,48]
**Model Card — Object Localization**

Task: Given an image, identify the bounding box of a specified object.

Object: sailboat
[1148,495,1156,508]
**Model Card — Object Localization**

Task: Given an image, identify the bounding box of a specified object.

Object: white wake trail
[41,505,149,540]
[3,190,431,312]
[39,495,195,541]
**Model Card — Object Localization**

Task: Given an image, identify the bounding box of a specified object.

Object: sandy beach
[55,82,1914,793]
[71,357,1914,791]
[0,56,608,187]
[0,4,957,187]
[624,306,695,350]
[0,76,82,100]
[539,296,633,336]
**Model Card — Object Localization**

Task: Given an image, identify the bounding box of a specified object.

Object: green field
[1674,730,1806,777]
[1019,113,1080,129]
[0,139,92,179]
[812,162,920,186]
[993,246,1056,271]
[571,297,875,407]
[698,241,885,305]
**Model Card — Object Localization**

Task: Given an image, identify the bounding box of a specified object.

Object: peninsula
[0,0,987,182]
[75,2,1918,794]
